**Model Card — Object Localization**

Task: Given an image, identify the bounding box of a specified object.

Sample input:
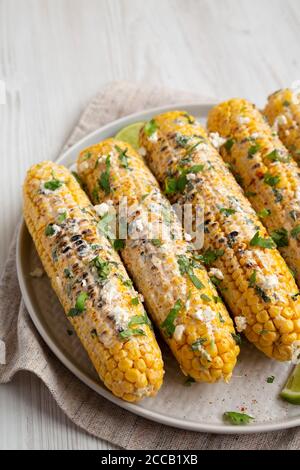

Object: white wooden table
[0,0,299,450]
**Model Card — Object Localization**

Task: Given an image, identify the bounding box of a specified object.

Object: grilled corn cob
[208,99,300,289]
[77,139,239,383]
[140,110,300,361]
[23,161,164,402]
[264,88,300,164]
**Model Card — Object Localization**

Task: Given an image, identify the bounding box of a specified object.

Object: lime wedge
[280,364,300,405]
[115,121,145,150]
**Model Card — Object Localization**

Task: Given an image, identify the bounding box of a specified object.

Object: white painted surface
[0,0,299,450]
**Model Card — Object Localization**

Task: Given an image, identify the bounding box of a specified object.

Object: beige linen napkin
[0,81,299,450]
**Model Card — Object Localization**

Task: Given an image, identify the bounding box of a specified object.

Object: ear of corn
[264,88,300,164]
[139,110,300,362]
[77,140,239,383]
[207,99,300,289]
[23,161,164,402]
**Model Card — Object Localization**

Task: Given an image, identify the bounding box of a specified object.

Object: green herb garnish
[220,207,236,217]
[115,145,130,169]
[68,292,89,317]
[131,297,139,306]
[257,208,271,218]
[191,337,207,351]
[291,225,300,239]
[91,256,111,281]
[264,173,280,187]
[231,333,242,345]
[271,228,289,247]
[194,249,224,265]
[250,231,275,249]
[223,411,254,425]
[267,375,275,383]
[144,119,158,137]
[119,328,145,340]
[224,138,235,152]
[45,224,55,236]
[99,155,111,195]
[177,255,204,289]
[57,211,67,223]
[161,299,182,337]
[44,179,63,191]
[248,143,260,158]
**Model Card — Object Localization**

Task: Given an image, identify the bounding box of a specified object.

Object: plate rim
[16,101,300,434]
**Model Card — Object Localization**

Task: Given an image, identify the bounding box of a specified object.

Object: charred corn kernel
[208,98,300,287]
[77,139,239,383]
[23,161,163,402]
[264,89,300,164]
[141,110,300,361]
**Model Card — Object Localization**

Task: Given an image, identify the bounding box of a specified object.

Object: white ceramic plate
[16,103,300,434]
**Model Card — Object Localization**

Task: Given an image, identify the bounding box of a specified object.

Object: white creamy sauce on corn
[259,274,279,290]
[235,316,247,332]
[138,147,146,156]
[173,324,185,342]
[272,114,288,132]
[193,307,215,338]
[148,131,158,143]
[291,340,300,364]
[208,268,224,280]
[94,202,111,217]
[237,116,250,125]
[184,233,192,242]
[110,306,130,330]
[101,280,131,331]
[250,132,260,139]
[78,160,90,172]
[209,132,226,149]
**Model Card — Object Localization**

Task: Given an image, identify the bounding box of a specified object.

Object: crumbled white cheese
[250,132,260,139]
[138,147,146,156]
[184,233,192,242]
[94,202,111,217]
[285,129,290,136]
[237,116,250,125]
[148,131,158,143]
[111,306,130,329]
[58,207,67,214]
[194,307,216,322]
[273,114,288,132]
[102,281,120,305]
[209,132,226,149]
[235,316,247,332]
[78,160,89,172]
[29,267,44,278]
[138,293,144,303]
[173,324,185,341]
[186,173,196,181]
[81,279,87,287]
[208,268,224,280]
[259,274,279,290]
[291,340,300,364]
[185,299,191,310]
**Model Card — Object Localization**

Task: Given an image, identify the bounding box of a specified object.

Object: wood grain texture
[0,0,299,450]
